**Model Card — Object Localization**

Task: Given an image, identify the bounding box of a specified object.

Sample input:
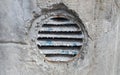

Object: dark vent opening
[50,17,69,21]
[42,24,79,28]
[45,54,76,57]
[38,31,82,34]
[37,44,82,48]
[37,45,82,49]
[37,37,83,41]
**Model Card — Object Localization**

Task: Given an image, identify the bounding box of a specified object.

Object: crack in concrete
[0,40,27,45]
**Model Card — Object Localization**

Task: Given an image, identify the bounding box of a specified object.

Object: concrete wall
[0,0,120,75]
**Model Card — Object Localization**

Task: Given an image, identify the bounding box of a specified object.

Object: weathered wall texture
[0,0,120,75]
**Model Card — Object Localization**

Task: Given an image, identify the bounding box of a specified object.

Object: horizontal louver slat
[37,41,83,46]
[41,50,79,55]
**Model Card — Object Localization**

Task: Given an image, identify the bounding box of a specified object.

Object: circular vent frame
[29,10,88,62]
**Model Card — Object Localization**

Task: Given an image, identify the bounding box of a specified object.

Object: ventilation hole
[36,15,85,62]
[38,31,82,34]
[42,24,79,28]
[37,45,82,49]
[45,54,76,57]
[37,37,83,41]
[50,17,69,21]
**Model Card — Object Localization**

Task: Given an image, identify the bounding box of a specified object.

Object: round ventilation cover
[29,10,87,62]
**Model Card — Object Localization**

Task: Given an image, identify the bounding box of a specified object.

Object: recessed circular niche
[30,10,87,62]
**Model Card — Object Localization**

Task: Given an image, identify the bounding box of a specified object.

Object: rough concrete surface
[0,0,120,75]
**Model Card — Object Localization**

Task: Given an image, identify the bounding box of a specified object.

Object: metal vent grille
[36,16,84,62]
